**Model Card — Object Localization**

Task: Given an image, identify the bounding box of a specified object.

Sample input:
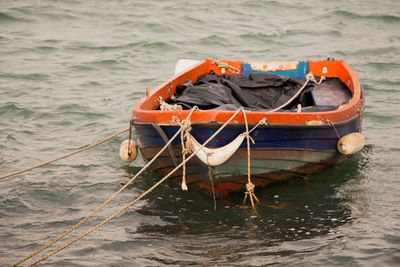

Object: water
[1,0,399,265]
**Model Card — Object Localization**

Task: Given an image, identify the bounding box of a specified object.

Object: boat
[130,59,365,198]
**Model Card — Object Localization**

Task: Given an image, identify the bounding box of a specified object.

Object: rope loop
[180,119,192,132]
[241,132,255,144]
[306,72,326,85]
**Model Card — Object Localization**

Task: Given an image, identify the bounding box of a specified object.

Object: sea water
[1,0,399,265]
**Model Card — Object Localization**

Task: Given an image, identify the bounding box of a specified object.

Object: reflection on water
[117,149,369,264]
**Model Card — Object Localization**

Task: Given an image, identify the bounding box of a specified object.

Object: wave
[0,72,50,81]
[67,41,176,52]
[55,104,108,120]
[0,102,34,118]
[333,10,400,23]
[193,34,233,47]
[0,11,31,22]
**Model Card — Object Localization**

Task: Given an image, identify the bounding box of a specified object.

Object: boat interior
[165,67,352,113]
[133,59,362,125]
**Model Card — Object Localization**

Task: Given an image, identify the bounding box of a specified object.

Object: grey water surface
[1,0,400,266]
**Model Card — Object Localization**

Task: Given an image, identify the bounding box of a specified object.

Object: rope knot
[246,182,255,193]
[306,72,326,85]
[180,119,192,132]
[181,148,191,155]
[172,117,192,132]
[242,133,255,144]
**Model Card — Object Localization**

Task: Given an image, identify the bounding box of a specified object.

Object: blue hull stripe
[134,119,359,151]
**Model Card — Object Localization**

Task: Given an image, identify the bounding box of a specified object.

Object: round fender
[119,139,138,162]
[337,132,365,155]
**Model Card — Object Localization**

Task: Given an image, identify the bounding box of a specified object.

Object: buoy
[337,132,365,155]
[119,139,138,162]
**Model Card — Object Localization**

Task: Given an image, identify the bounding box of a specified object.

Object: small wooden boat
[131,59,365,197]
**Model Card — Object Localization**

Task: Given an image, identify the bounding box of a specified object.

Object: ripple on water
[0,11,32,23]
[1,0,400,265]
[333,10,400,23]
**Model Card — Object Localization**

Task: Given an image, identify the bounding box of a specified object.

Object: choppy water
[1,0,400,266]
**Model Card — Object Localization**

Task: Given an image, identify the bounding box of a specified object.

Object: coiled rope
[18,108,242,266]
[0,128,129,181]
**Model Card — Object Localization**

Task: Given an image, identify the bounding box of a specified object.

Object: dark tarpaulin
[167,72,318,111]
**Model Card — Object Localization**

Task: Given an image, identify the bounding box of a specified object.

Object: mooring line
[0,128,130,181]
[241,108,260,214]
[22,108,242,266]
[13,107,198,267]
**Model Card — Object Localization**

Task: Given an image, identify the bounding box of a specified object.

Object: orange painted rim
[132,59,363,125]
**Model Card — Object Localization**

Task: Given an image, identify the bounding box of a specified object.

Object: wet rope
[177,118,193,190]
[0,128,129,181]
[18,108,242,266]
[14,107,199,267]
[241,108,260,212]
[206,153,217,211]
[208,165,217,211]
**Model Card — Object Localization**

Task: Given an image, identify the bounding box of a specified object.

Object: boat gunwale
[133,107,362,130]
[132,59,363,125]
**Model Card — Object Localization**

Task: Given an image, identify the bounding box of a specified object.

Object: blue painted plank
[241,61,309,79]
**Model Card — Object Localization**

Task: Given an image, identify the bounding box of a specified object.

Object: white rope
[159,96,182,111]
[14,108,198,267]
[0,129,129,180]
[267,72,325,113]
[16,72,327,265]
[18,108,242,266]
[241,108,260,212]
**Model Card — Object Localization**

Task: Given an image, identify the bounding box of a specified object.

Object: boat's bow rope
[15,107,246,267]
[0,128,130,181]
[172,116,193,191]
[13,72,328,266]
[13,108,197,267]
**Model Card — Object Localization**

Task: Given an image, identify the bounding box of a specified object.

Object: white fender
[174,59,200,75]
[337,132,365,155]
[186,133,245,167]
